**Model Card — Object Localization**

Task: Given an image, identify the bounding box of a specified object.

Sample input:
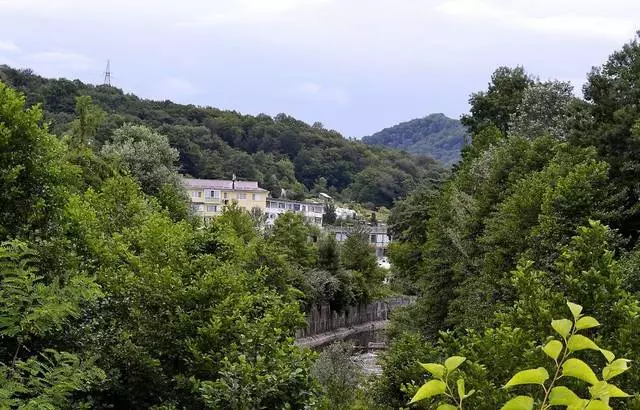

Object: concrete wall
[295,296,416,338]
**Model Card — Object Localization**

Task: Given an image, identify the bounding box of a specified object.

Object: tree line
[377,33,640,409]
[0,65,446,209]
[0,80,390,408]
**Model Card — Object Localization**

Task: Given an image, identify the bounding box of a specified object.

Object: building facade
[332,224,391,258]
[183,178,268,221]
[265,198,325,227]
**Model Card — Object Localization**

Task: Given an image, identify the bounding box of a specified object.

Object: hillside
[362,113,467,165]
[0,66,446,208]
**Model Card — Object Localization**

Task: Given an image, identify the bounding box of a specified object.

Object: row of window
[266,201,323,213]
[191,190,262,201]
[191,204,221,213]
[333,232,390,244]
[265,213,323,225]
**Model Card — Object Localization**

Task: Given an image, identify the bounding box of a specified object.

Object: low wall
[295,296,415,339]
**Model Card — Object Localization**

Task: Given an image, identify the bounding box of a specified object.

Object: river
[316,325,387,376]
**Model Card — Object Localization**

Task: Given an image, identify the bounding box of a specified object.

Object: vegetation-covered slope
[0,65,445,208]
[376,36,640,409]
[362,113,467,165]
[0,77,393,408]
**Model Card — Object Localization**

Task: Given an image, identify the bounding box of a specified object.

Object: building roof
[182,177,268,192]
[266,198,324,205]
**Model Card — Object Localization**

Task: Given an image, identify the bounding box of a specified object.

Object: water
[319,326,387,376]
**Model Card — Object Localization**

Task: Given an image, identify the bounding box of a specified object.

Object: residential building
[331,224,391,258]
[182,177,268,221]
[265,198,325,227]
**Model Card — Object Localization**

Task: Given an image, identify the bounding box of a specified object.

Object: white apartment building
[265,198,325,227]
[332,224,391,258]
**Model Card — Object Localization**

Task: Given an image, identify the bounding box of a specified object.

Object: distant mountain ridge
[0,65,446,208]
[362,113,468,165]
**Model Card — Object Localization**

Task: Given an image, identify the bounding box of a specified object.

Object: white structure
[265,198,325,227]
[335,207,357,220]
[332,224,391,258]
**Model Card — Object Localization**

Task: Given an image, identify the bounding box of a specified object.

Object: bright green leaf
[542,340,563,360]
[457,378,465,400]
[464,389,476,399]
[409,380,447,404]
[504,367,549,388]
[602,359,630,381]
[599,349,615,363]
[562,358,599,385]
[549,386,582,406]
[567,301,583,319]
[420,362,445,379]
[551,319,573,339]
[567,400,611,410]
[444,356,466,372]
[576,316,600,330]
[500,395,534,410]
[436,404,457,410]
[589,381,631,399]
[567,334,600,352]
[584,400,612,410]
[604,384,631,398]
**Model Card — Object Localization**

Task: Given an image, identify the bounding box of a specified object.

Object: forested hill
[362,113,467,165]
[0,65,445,208]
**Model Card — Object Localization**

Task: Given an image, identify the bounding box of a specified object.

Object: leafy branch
[409,302,633,410]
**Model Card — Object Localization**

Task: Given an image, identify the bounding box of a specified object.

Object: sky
[0,0,639,137]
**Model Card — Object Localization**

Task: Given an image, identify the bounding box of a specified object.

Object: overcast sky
[0,0,639,137]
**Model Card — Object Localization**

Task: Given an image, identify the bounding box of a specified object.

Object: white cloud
[0,40,19,52]
[26,51,95,70]
[176,0,332,27]
[435,0,636,40]
[150,77,202,101]
[289,82,350,105]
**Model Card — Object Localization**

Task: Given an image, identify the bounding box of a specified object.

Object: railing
[295,296,416,339]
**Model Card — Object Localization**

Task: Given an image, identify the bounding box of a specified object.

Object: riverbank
[295,320,388,348]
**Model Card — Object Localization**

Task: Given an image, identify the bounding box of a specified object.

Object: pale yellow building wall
[187,187,267,218]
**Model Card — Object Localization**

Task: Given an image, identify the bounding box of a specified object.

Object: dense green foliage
[0,65,445,208]
[362,113,467,165]
[410,302,633,409]
[378,34,640,409]
[0,80,390,408]
[7,24,640,410]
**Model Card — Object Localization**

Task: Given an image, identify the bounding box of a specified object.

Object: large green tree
[101,123,181,195]
[461,66,533,135]
[0,81,75,239]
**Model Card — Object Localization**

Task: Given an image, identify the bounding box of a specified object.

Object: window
[207,190,220,199]
[302,205,307,212]
[266,201,272,208]
[286,203,293,210]
[223,192,228,199]
[370,234,377,243]
[207,205,218,212]
[192,204,204,212]
[237,193,246,199]
[252,193,261,201]
[278,202,285,209]
[293,204,301,211]
[192,191,202,198]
